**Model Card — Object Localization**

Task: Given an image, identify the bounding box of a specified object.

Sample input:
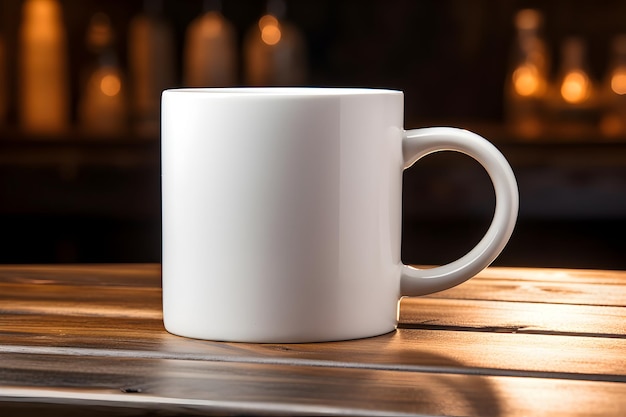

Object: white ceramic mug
[161,88,518,343]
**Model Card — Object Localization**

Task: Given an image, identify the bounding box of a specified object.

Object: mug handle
[400,127,519,296]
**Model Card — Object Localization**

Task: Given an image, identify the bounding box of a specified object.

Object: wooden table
[0,264,624,416]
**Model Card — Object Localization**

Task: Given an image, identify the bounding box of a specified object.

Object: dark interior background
[0,0,625,269]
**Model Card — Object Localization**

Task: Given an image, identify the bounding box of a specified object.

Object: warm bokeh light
[515,8,542,31]
[258,14,281,46]
[20,0,68,133]
[100,73,121,97]
[513,65,540,97]
[200,11,224,38]
[258,14,278,30]
[23,0,65,40]
[611,68,626,95]
[560,70,590,103]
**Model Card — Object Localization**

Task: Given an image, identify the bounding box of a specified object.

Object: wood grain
[1,313,625,382]
[470,266,626,285]
[400,298,626,337]
[426,276,626,306]
[0,264,161,287]
[1,264,625,416]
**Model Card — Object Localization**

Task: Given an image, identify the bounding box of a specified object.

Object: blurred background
[0,0,624,269]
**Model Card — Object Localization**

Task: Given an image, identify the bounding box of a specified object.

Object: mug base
[163,324,398,344]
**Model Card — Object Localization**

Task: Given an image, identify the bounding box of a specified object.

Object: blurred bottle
[600,35,626,138]
[184,0,237,87]
[243,0,308,86]
[128,0,175,137]
[504,9,550,138]
[18,0,69,135]
[545,37,599,133]
[0,35,6,125]
[78,13,127,136]
[555,37,594,106]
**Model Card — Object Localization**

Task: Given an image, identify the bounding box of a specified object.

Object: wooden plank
[420,266,626,306]
[1,313,625,382]
[2,279,623,337]
[426,277,626,306]
[1,265,625,313]
[1,352,625,417]
[400,298,626,337]
[430,267,626,307]
[0,264,161,288]
[1,264,625,416]
[0,266,161,320]
[0,282,161,319]
[474,267,626,285]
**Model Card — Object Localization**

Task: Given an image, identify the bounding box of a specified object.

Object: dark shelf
[0,125,625,267]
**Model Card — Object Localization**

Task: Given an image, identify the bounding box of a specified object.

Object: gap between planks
[397,323,626,339]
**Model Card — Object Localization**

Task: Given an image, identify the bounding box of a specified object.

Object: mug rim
[163,87,403,96]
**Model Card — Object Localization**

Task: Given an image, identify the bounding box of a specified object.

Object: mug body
[162,88,404,342]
